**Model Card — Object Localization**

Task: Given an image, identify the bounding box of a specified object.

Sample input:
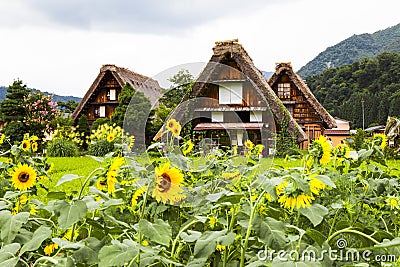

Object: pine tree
[0,80,30,122]
[110,83,136,127]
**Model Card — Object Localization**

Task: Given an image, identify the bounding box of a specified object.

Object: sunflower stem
[77,167,104,200]
[327,227,380,245]
[240,186,264,267]
[170,219,199,265]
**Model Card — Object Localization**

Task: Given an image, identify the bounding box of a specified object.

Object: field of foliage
[0,120,400,267]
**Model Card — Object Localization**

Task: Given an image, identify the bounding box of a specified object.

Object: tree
[58,100,78,114]
[149,69,194,139]
[0,80,31,146]
[161,69,194,108]
[0,80,30,122]
[110,83,136,127]
[76,114,90,150]
[124,90,152,148]
[23,91,60,140]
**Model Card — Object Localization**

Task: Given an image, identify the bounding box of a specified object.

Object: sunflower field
[1,121,400,267]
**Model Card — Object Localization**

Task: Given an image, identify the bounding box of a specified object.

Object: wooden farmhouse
[163,40,307,155]
[72,64,162,125]
[268,63,337,148]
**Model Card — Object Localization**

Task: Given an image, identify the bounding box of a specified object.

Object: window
[109,89,116,101]
[250,111,263,122]
[99,106,106,117]
[277,83,291,98]
[211,112,223,122]
[219,83,242,104]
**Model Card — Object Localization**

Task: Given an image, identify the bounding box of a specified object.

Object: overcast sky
[0,0,399,98]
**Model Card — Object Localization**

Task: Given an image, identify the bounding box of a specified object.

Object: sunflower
[254,144,264,156]
[386,196,399,210]
[21,140,31,151]
[233,145,238,155]
[166,118,179,132]
[276,180,314,210]
[0,133,5,144]
[131,185,147,207]
[44,243,59,256]
[244,140,254,151]
[221,170,240,180]
[96,178,107,191]
[373,133,387,150]
[109,157,124,173]
[216,245,226,251]
[31,142,38,152]
[310,135,331,165]
[46,163,54,174]
[6,158,12,164]
[278,193,314,210]
[172,123,182,137]
[10,163,37,191]
[183,140,194,156]
[107,133,115,142]
[308,177,326,195]
[63,229,79,241]
[128,136,135,150]
[333,143,349,161]
[20,195,28,204]
[152,162,186,205]
[106,173,118,194]
[98,157,125,194]
[208,217,217,228]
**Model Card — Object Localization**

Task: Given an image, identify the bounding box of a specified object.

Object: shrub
[46,138,79,157]
[88,139,115,156]
[92,118,109,131]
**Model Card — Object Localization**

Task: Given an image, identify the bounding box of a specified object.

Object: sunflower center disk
[158,173,172,192]
[18,172,30,182]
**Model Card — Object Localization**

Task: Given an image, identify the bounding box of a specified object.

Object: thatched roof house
[189,40,306,142]
[72,64,162,124]
[268,62,336,147]
[156,40,307,154]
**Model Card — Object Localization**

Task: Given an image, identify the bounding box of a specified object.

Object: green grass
[37,157,109,202]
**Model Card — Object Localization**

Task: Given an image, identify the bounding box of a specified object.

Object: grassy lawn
[4,155,395,202]
[37,157,109,202]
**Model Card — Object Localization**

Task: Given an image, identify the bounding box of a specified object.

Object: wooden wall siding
[272,74,323,126]
[212,59,245,80]
[83,74,123,121]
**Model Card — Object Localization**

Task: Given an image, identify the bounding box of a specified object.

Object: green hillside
[298,23,400,78]
[0,86,81,103]
[306,52,400,129]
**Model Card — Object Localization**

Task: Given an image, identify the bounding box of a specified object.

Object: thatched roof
[72,64,162,120]
[268,62,337,129]
[186,40,307,142]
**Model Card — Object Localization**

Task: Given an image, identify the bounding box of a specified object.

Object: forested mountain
[306,52,400,129]
[298,23,400,78]
[0,86,81,103]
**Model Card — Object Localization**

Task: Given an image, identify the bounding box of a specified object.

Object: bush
[92,118,109,131]
[88,139,115,156]
[46,138,79,157]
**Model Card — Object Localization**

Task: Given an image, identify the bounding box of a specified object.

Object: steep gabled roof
[188,40,307,142]
[72,64,162,120]
[268,62,337,129]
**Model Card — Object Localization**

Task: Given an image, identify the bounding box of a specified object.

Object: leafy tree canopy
[307,52,400,129]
